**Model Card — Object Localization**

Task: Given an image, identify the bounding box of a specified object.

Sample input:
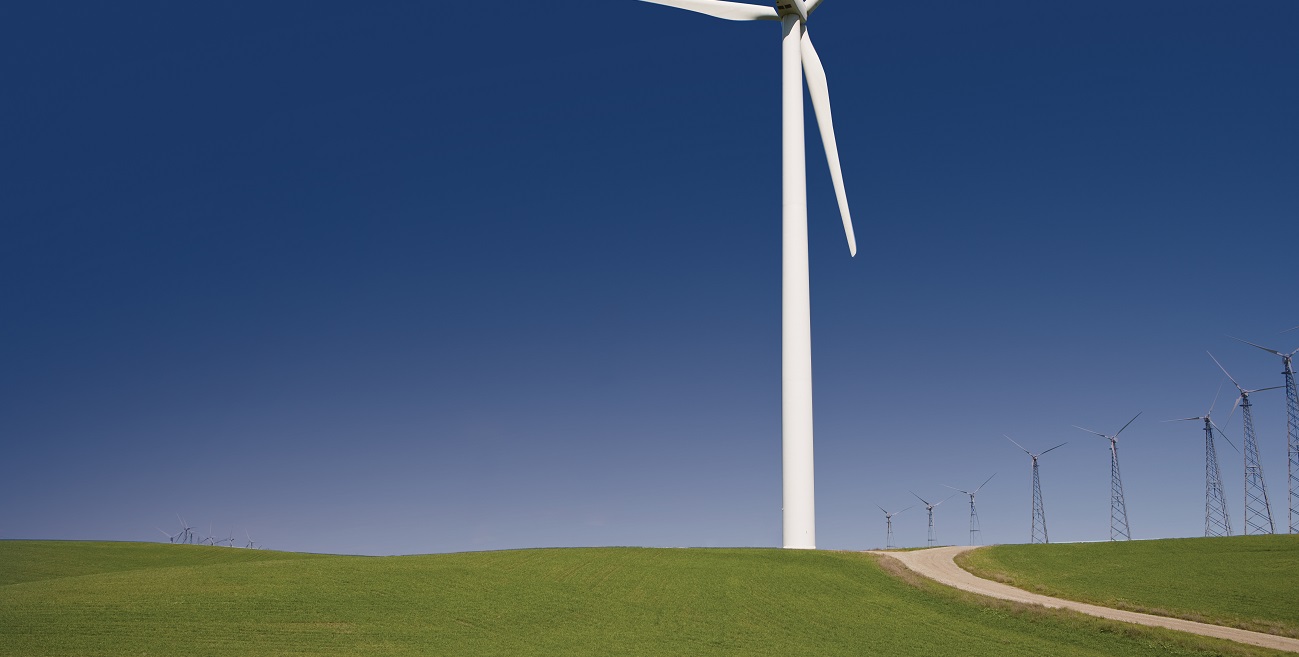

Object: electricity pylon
[1007,436,1066,544]
[1211,352,1282,535]
[943,474,996,546]
[1074,413,1141,541]
[1231,337,1299,533]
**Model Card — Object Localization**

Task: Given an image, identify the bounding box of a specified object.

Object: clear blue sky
[2,1,1296,555]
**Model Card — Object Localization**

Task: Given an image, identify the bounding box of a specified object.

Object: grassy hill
[0,540,1288,656]
[957,534,1299,638]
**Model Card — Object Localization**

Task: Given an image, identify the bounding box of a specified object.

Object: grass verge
[955,535,1299,639]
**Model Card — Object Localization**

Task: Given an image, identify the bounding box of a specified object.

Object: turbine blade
[937,492,958,505]
[1209,380,1224,416]
[1250,385,1285,393]
[1072,425,1107,439]
[638,0,779,21]
[941,484,970,494]
[1039,442,1068,456]
[1226,395,1242,424]
[1207,351,1244,393]
[1004,434,1030,455]
[1210,420,1241,453]
[1228,335,1285,358]
[909,490,930,505]
[800,29,857,257]
[1162,416,1203,423]
[1284,325,1298,334]
[975,473,996,492]
[1115,412,1142,438]
[875,504,889,514]
[898,505,914,514]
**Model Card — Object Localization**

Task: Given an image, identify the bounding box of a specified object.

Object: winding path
[870,546,1299,654]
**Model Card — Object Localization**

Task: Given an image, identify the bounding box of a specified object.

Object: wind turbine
[1165,382,1238,537]
[1074,412,1141,541]
[156,527,181,544]
[943,473,995,546]
[1006,436,1066,544]
[1231,336,1299,534]
[1210,351,1282,535]
[910,491,956,547]
[176,515,195,545]
[875,504,912,549]
[245,530,260,550]
[638,0,858,549]
[201,523,218,546]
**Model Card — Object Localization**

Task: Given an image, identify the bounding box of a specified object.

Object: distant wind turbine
[1007,436,1066,544]
[1074,412,1141,541]
[1165,382,1237,537]
[1230,336,1299,534]
[201,523,218,546]
[910,491,957,547]
[156,527,181,544]
[1210,351,1282,535]
[638,0,859,549]
[943,473,995,546]
[177,515,195,545]
[875,504,912,549]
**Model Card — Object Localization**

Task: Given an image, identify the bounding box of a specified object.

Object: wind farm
[3,0,1294,558]
[4,1,1299,654]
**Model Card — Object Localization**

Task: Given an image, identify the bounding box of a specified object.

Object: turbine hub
[775,0,807,20]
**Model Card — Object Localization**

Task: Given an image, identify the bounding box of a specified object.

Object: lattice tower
[967,494,982,546]
[1030,456,1048,544]
[1107,439,1131,540]
[885,514,896,549]
[1283,356,1298,534]
[1204,417,1232,537]
[1240,392,1276,534]
[926,506,937,547]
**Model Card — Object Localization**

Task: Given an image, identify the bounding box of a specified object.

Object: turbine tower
[638,0,858,549]
[1231,336,1299,534]
[1166,383,1237,537]
[1007,436,1066,544]
[1210,352,1282,535]
[1074,413,1141,541]
[910,491,956,547]
[943,474,995,546]
[875,504,912,549]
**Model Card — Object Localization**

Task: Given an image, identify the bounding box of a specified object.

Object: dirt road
[871,546,1299,653]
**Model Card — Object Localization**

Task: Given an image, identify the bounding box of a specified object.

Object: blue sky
[2,1,1296,555]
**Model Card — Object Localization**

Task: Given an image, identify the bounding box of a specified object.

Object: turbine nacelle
[775,0,807,20]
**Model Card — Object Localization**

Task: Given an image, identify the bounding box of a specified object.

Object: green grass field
[957,535,1299,639]
[0,540,1288,656]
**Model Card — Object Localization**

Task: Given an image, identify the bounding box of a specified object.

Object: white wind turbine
[639,0,858,550]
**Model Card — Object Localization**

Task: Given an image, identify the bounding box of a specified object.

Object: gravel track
[870,546,1299,654]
